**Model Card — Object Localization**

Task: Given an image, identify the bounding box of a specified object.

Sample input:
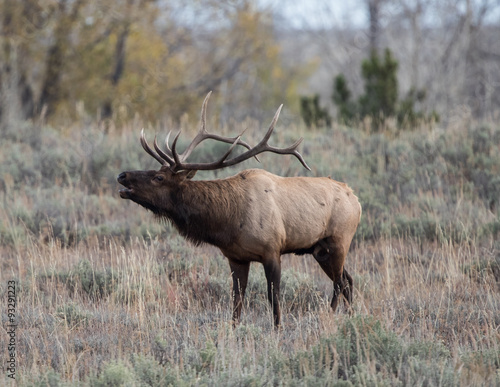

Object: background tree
[331,48,436,130]
[332,74,356,124]
[367,0,385,53]
[300,94,331,128]
[38,0,85,117]
[358,48,398,122]
[0,0,46,125]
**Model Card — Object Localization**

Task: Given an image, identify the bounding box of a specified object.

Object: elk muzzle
[117,172,133,199]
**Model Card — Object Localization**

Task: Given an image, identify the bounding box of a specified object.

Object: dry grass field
[1,117,499,386]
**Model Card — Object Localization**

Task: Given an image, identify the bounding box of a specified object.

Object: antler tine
[171,130,183,167]
[262,137,311,171]
[140,129,168,166]
[202,135,243,169]
[177,92,212,162]
[259,104,283,145]
[164,131,173,155]
[256,104,310,170]
[153,135,175,166]
[174,91,259,163]
[200,91,211,134]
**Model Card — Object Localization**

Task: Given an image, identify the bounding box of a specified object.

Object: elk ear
[177,170,197,180]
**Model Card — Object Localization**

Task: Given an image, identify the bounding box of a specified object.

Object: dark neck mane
[161,179,243,248]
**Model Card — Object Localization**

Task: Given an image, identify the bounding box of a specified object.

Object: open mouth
[117,172,132,199]
[118,187,133,199]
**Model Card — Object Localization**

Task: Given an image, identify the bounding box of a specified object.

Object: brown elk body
[117,93,361,327]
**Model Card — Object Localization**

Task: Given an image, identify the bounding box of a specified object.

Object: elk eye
[154,175,164,182]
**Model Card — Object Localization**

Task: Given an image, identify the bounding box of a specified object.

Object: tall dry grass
[0,116,499,385]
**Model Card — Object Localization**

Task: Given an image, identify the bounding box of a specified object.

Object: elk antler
[140,92,311,172]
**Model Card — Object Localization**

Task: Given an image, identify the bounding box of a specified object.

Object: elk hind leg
[342,268,353,305]
[312,239,352,311]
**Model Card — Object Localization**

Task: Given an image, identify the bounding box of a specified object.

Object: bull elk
[117,93,361,327]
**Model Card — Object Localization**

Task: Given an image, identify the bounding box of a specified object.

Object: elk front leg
[228,259,250,325]
[263,257,281,327]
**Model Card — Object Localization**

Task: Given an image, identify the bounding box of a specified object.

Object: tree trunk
[101,25,130,119]
[38,0,83,117]
[368,0,381,54]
